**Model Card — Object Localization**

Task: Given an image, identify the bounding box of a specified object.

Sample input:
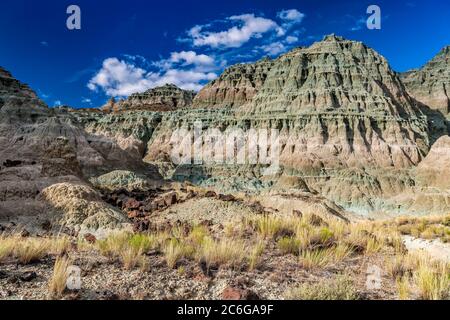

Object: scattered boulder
[19,271,37,282]
[221,286,260,300]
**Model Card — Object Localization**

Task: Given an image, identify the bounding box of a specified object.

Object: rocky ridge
[402,46,450,116]
[101,84,195,112]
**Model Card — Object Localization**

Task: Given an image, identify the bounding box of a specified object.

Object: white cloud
[40,41,49,47]
[169,51,214,66]
[350,17,366,31]
[54,100,62,106]
[82,98,92,104]
[277,9,305,23]
[260,42,287,56]
[87,57,217,96]
[189,13,285,48]
[153,51,221,73]
[285,36,299,44]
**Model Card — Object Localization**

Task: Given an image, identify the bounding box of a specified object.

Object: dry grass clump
[277,237,301,255]
[0,235,15,262]
[393,215,450,243]
[299,248,335,270]
[286,276,360,300]
[387,252,450,300]
[0,234,72,265]
[14,238,51,264]
[251,214,298,239]
[95,231,161,270]
[48,256,71,298]
[197,237,247,269]
[413,258,449,300]
[248,240,265,270]
[396,276,412,300]
[163,238,194,269]
[49,236,72,255]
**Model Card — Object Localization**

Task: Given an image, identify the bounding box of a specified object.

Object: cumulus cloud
[277,9,305,23]
[154,51,219,71]
[87,56,217,96]
[285,35,299,44]
[260,42,287,56]
[188,13,285,48]
[169,51,214,66]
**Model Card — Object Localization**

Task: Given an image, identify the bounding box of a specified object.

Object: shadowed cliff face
[401,46,450,116]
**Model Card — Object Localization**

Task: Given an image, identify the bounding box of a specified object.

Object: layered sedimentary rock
[416,135,450,189]
[141,35,438,215]
[192,57,274,108]
[0,67,163,234]
[101,84,195,112]
[402,46,450,116]
[2,34,449,224]
[148,36,429,174]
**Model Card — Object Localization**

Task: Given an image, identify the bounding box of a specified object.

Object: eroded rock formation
[101,84,195,112]
[402,46,450,116]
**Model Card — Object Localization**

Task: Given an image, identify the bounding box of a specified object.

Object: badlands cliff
[1,35,450,237]
[402,46,450,116]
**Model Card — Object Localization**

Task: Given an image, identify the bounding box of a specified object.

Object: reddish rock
[20,229,30,237]
[205,191,217,198]
[133,220,150,232]
[163,192,178,206]
[84,233,97,244]
[153,198,166,209]
[221,286,260,300]
[292,210,303,217]
[218,194,235,202]
[127,210,141,219]
[124,198,141,210]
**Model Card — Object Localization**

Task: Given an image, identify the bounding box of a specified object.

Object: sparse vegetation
[198,237,246,268]
[1,212,449,300]
[277,237,300,255]
[0,236,15,262]
[413,258,449,300]
[48,256,71,299]
[14,238,50,264]
[396,276,411,300]
[286,276,360,300]
[248,240,265,270]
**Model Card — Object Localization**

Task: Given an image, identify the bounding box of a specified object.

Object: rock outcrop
[2,34,449,225]
[192,57,274,109]
[401,46,450,116]
[416,135,450,189]
[147,36,430,174]
[41,182,130,236]
[101,84,195,112]
[0,66,163,234]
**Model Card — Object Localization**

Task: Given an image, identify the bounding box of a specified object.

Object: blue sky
[0,0,449,108]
